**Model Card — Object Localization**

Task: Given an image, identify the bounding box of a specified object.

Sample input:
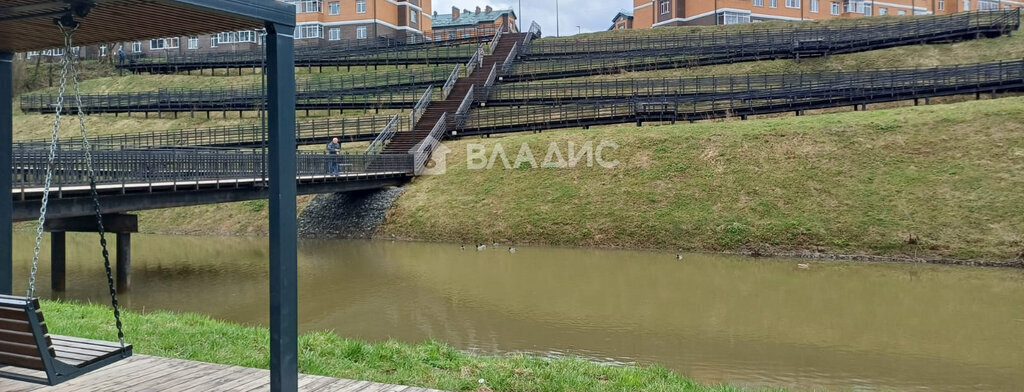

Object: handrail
[454,85,475,129]
[410,85,434,127]
[501,42,519,74]
[484,63,499,88]
[487,22,504,56]
[442,64,461,100]
[364,115,401,155]
[409,113,449,175]
[529,21,542,38]
[465,44,484,76]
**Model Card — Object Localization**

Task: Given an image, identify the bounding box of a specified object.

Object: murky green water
[11,233,1024,391]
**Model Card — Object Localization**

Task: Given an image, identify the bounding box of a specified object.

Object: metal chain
[60,23,128,354]
[26,29,73,299]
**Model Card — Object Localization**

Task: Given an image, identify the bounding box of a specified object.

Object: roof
[433,8,516,28]
[0,0,295,52]
[611,10,633,23]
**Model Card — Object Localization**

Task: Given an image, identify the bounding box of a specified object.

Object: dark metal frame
[1,1,299,391]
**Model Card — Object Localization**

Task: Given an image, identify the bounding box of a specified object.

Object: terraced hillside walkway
[0,355,449,392]
[382,33,529,154]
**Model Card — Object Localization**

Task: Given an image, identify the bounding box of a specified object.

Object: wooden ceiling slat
[0,0,292,52]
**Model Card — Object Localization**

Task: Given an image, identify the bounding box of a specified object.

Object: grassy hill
[381,96,1024,265]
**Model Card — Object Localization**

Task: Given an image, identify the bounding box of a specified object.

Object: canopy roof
[0,0,294,52]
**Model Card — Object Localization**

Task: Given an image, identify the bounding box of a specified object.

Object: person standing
[117,46,125,66]
[327,137,341,174]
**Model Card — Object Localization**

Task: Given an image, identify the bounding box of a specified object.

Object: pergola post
[1,51,13,295]
[265,22,298,392]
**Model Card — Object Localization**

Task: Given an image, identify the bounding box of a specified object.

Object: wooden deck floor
[0,355,449,392]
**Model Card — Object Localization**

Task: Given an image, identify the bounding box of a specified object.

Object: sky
[432,0,630,36]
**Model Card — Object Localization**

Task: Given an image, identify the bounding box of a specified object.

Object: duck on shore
[476,244,487,251]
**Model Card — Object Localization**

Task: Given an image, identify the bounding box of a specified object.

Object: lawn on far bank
[383,96,1024,264]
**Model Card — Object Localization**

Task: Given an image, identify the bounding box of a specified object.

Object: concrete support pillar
[116,233,131,292]
[51,232,66,292]
[0,51,12,295]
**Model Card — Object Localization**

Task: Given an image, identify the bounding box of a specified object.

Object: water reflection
[12,233,1024,391]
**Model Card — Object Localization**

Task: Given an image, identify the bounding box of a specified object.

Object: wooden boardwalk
[0,355,449,392]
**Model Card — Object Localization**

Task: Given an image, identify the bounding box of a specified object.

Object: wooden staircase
[381,33,528,154]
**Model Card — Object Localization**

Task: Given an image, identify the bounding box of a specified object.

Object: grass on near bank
[382,96,1024,264]
[43,300,744,392]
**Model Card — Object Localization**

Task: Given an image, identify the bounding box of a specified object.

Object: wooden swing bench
[0,294,132,385]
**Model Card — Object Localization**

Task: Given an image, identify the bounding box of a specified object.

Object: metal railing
[504,10,1020,81]
[410,113,448,176]
[462,59,1024,133]
[27,115,405,148]
[484,63,499,88]
[364,115,402,155]
[21,84,437,114]
[12,146,416,194]
[528,21,542,38]
[119,40,484,74]
[410,85,434,127]
[487,22,504,56]
[454,85,476,129]
[442,64,461,100]
[501,42,519,74]
[465,44,484,76]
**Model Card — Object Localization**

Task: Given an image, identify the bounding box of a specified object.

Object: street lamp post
[556,0,560,37]
[519,0,522,32]
[577,25,581,35]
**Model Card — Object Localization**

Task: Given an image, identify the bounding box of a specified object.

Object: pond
[11,233,1024,391]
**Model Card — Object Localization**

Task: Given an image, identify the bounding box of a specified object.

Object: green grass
[382,96,1024,264]
[528,19,1024,83]
[42,300,746,392]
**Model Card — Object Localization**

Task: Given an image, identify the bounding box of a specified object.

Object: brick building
[610,10,636,29]
[431,5,519,40]
[629,0,1021,28]
[103,0,434,58]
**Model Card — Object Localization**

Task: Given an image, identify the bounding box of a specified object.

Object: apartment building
[108,0,432,58]
[630,0,1021,28]
[288,0,433,43]
[431,5,518,40]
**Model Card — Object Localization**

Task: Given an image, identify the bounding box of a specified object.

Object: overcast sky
[433,0,629,36]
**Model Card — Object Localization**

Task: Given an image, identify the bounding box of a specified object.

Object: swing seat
[0,294,132,385]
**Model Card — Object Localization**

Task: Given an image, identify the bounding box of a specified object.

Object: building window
[810,0,819,12]
[770,0,778,8]
[898,9,906,14]
[410,9,418,24]
[329,27,341,41]
[237,30,255,43]
[356,0,367,13]
[149,38,178,50]
[721,11,751,24]
[293,0,321,13]
[978,0,998,10]
[863,4,871,15]
[786,0,801,8]
[188,36,199,49]
[831,1,840,14]
[754,0,764,6]
[100,46,108,57]
[329,1,340,15]
[297,24,324,39]
[938,0,945,9]
[963,0,970,10]
[356,26,368,39]
[660,0,670,14]
[879,7,887,14]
